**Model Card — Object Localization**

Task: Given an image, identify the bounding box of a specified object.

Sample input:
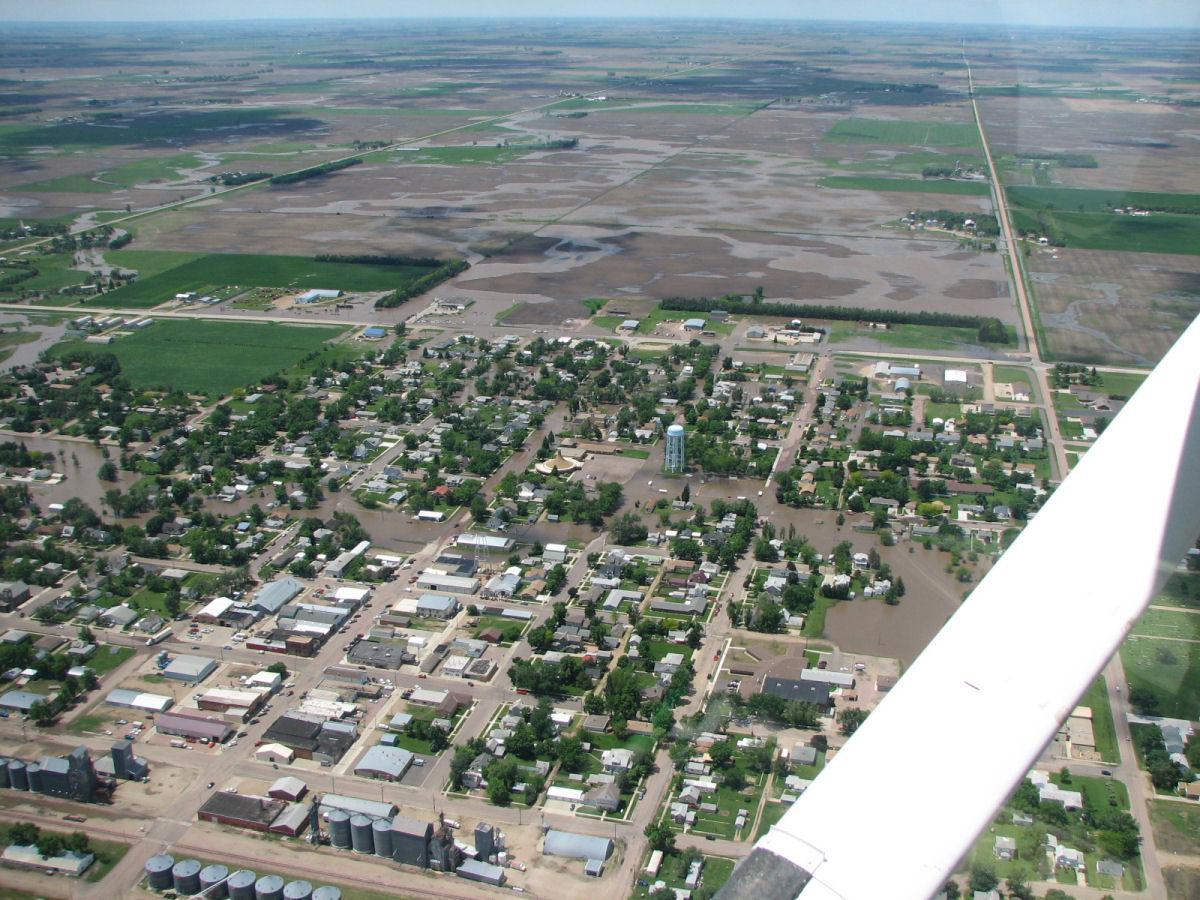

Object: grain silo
[327,809,351,849]
[254,873,284,900]
[371,818,393,859]
[349,814,374,854]
[282,880,313,900]
[172,858,202,895]
[227,869,258,900]
[144,853,175,891]
[199,863,230,898]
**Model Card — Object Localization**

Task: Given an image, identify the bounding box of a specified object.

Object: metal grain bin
[25,762,42,793]
[255,873,285,900]
[326,809,351,849]
[0,758,11,788]
[349,814,373,854]
[7,760,27,791]
[227,869,258,900]
[144,853,175,891]
[199,864,230,899]
[311,889,342,900]
[371,818,393,859]
[172,859,202,895]
[282,881,313,900]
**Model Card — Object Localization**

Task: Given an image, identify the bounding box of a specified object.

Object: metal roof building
[162,654,218,684]
[0,690,48,712]
[105,689,174,713]
[252,577,305,614]
[457,859,506,886]
[318,794,397,821]
[154,711,233,742]
[354,745,413,781]
[542,830,613,861]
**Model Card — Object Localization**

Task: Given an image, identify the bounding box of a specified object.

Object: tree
[487,778,511,806]
[709,739,735,769]
[723,766,747,791]
[644,821,676,853]
[28,700,56,727]
[36,833,65,859]
[98,461,118,482]
[267,662,288,676]
[1128,686,1158,716]
[838,708,868,736]
[968,864,999,894]
[610,512,648,546]
[7,822,39,846]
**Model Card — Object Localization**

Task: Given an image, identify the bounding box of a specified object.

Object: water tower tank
[371,818,393,858]
[144,853,176,891]
[227,869,258,900]
[7,760,27,791]
[172,859,202,895]
[326,809,351,849]
[349,814,374,853]
[282,881,313,900]
[254,874,285,900]
[25,762,42,793]
[199,864,230,898]
[311,889,342,900]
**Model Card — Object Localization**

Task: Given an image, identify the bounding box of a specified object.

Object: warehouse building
[154,711,233,743]
[105,689,173,713]
[543,830,614,861]
[162,655,218,684]
[354,745,413,781]
[457,859,506,886]
[198,792,286,832]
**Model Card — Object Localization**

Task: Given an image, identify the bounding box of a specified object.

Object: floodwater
[0,433,140,509]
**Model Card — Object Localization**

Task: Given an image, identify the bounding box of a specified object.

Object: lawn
[632,852,736,899]
[88,645,135,676]
[1119,636,1200,719]
[753,799,787,841]
[50,319,346,395]
[827,322,1015,352]
[1095,371,1148,399]
[471,614,526,643]
[822,150,986,175]
[993,365,1033,390]
[823,118,980,148]
[1155,572,1200,609]
[83,837,133,883]
[801,594,838,638]
[1130,607,1200,641]
[1078,675,1120,764]
[99,251,439,308]
[66,713,108,735]
[126,588,170,616]
[1148,800,1200,855]
[1010,208,1200,255]
[819,175,990,196]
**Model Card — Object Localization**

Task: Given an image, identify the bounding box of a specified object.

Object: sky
[2,1,1197,29]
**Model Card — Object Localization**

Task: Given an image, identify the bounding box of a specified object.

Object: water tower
[665,424,686,473]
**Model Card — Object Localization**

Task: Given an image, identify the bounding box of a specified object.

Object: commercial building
[104,689,173,713]
[457,859,505,886]
[416,593,459,620]
[252,577,305,615]
[354,745,414,781]
[162,655,218,684]
[155,711,233,743]
[391,817,433,868]
[198,792,286,832]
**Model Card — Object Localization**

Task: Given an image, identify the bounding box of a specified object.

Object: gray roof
[416,593,458,613]
[391,815,431,837]
[354,745,414,779]
[0,690,47,711]
[162,655,216,680]
[543,830,613,860]
[319,794,396,820]
[253,577,304,613]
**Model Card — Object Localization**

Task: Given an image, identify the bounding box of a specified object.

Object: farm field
[50,319,346,395]
[1012,208,1200,255]
[99,252,439,308]
[823,118,980,148]
[19,153,206,193]
[1007,186,1200,215]
[818,175,990,196]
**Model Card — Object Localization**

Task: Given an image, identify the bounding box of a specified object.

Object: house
[582,782,622,812]
[1096,859,1124,879]
[0,581,31,611]
[993,836,1016,860]
[601,748,634,773]
[1055,845,1085,872]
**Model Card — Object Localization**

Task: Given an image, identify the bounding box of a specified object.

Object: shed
[543,830,613,861]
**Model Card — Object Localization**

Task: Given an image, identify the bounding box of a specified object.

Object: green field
[0,253,93,297]
[51,319,345,394]
[20,153,204,193]
[100,251,436,308]
[1007,186,1200,215]
[1094,371,1148,398]
[0,109,324,152]
[88,645,135,676]
[1155,573,1200,609]
[824,118,980,148]
[1011,208,1200,255]
[827,322,1015,351]
[392,145,536,165]
[819,175,990,196]
[822,151,987,175]
[1120,636,1200,719]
